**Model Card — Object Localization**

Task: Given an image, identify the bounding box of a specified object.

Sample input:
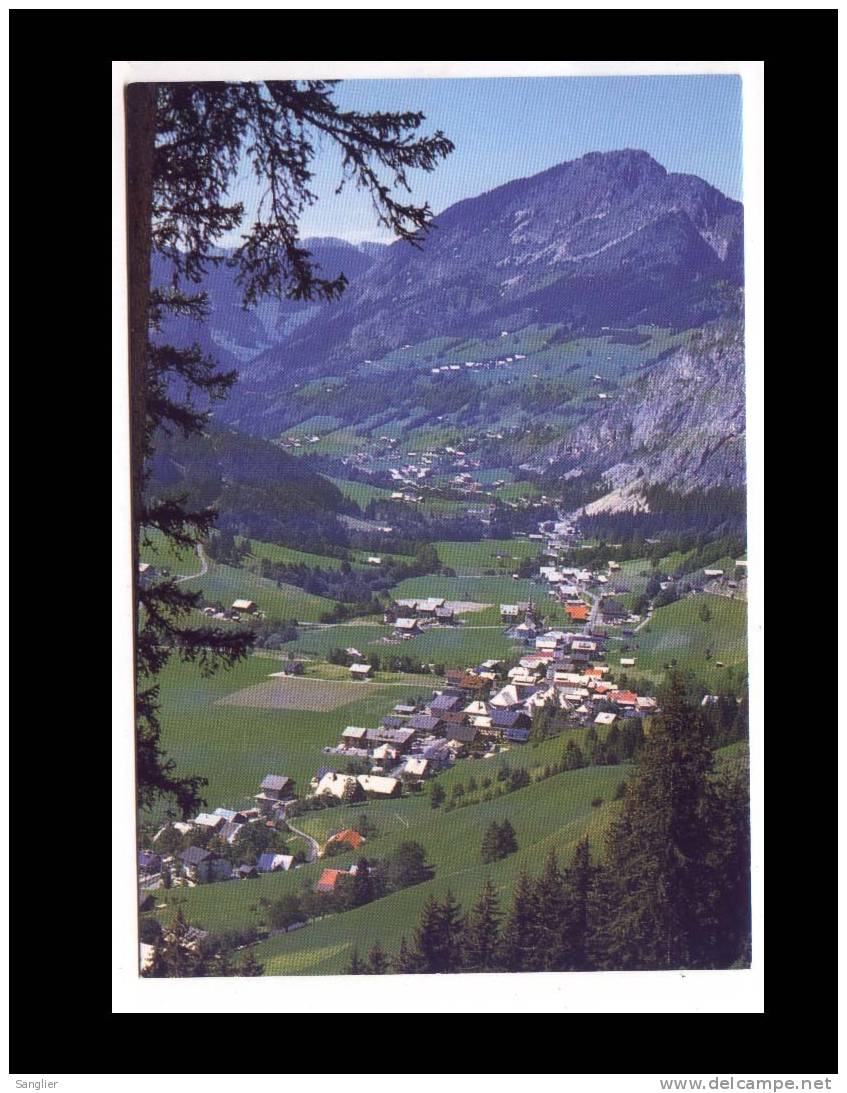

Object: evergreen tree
[481,821,501,864]
[530,704,554,744]
[408,895,444,972]
[127,80,454,816]
[562,740,585,770]
[497,818,518,857]
[386,841,432,890]
[347,947,364,975]
[393,935,422,974]
[592,674,727,970]
[560,838,594,970]
[366,943,388,975]
[430,782,446,809]
[584,727,601,765]
[533,849,566,970]
[707,769,751,967]
[351,858,374,908]
[147,908,205,977]
[498,870,540,972]
[462,879,502,972]
[619,720,644,760]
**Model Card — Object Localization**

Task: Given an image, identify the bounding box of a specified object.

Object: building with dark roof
[407,713,443,734]
[444,722,478,744]
[138,850,162,874]
[179,846,230,884]
[490,709,532,731]
[428,694,462,714]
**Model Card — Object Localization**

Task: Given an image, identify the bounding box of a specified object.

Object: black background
[8,6,836,1074]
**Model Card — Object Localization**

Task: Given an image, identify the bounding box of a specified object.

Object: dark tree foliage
[532,849,567,970]
[498,870,541,972]
[365,943,389,975]
[461,878,502,972]
[143,907,265,978]
[402,890,464,974]
[127,80,453,816]
[590,673,749,970]
[560,837,595,970]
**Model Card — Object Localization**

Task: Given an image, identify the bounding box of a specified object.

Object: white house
[316,771,360,800]
[403,756,430,779]
[357,774,400,797]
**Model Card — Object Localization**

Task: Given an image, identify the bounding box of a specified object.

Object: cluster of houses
[139,774,298,889]
[388,597,457,638]
[313,613,659,791]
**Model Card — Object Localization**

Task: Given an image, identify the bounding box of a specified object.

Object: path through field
[281,808,320,863]
[174,543,209,584]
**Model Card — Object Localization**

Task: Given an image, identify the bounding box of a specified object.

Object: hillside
[525,316,746,494]
[149,150,745,503]
[229,149,742,428]
[151,237,380,377]
[146,423,351,545]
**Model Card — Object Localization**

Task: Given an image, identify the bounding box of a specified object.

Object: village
[137,520,748,907]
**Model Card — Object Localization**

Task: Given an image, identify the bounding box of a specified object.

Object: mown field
[248,537,412,572]
[391,573,543,607]
[324,476,396,505]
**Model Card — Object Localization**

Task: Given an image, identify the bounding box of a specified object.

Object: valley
[138,146,749,979]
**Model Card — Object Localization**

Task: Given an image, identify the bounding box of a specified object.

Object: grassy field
[391,573,544,606]
[139,528,200,576]
[248,540,349,571]
[495,481,543,503]
[282,621,524,670]
[179,562,334,623]
[146,654,437,821]
[324,476,396,505]
[149,758,631,970]
[248,537,412,572]
[624,594,748,688]
[434,538,542,575]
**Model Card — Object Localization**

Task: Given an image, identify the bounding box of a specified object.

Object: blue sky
[223,74,743,246]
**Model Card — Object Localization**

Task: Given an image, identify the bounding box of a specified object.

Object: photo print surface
[128,70,750,979]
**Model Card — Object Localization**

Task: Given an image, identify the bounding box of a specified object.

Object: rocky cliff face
[526,319,745,498]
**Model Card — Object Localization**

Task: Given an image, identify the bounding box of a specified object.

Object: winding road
[281,807,321,863]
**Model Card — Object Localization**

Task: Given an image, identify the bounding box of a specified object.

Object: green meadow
[282,621,523,670]
[179,562,334,623]
[139,528,200,576]
[434,538,542,575]
[147,654,437,821]
[150,757,631,970]
[624,594,748,688]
